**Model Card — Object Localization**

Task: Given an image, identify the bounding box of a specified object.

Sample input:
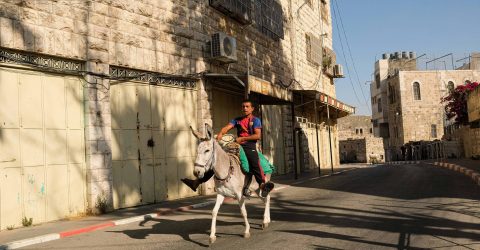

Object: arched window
[447,81,454,92]
[413,82,421,100]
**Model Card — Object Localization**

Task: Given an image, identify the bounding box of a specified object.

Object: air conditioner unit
[210,32,238,63]
[209,0,252,25]
[333,64,344,78]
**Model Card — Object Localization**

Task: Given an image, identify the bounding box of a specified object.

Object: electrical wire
[332,0,371,113]
[330,0,363,109]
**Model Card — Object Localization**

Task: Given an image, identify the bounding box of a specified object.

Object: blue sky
[332,0,480,115]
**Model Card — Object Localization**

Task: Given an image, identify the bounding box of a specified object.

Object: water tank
[382,53,390,60]
[409,51,416,59]
[402,51,408,59]
[394,52,400,59]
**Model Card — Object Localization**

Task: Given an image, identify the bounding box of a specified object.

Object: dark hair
[242,99,255,108]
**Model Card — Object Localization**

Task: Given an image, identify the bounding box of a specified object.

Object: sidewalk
[426,158,480,186]
[0,166,360,249]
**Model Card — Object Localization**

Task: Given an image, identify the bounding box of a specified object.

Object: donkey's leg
[210,194,225,244]
[237,196,251,238]
[262,194,271,229]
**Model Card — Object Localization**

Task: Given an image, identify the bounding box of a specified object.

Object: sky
[332,0,480,115]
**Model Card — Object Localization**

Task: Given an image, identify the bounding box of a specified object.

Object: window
[447,81,454,92]
[431,124,437,138]
[388,84,396,104]
[370,128,373,133]
[306,33,322,65]
[376,73,381,88]
[355,129,359,134]
[413,82,421,100]
[305,34,311,61]
[377,97,382,112]
[360,128,363,135]
[209,0,253,25]
[253,0,285,40]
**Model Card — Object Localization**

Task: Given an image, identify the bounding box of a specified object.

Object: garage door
[0,68,86,229]
[110,82,197,209]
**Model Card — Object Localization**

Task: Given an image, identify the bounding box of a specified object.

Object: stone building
[338,115,384,163]
[370,51,480,161]
[0,0,353,229]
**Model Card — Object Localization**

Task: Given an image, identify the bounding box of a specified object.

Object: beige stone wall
[399,71,480,143]
[338,115,372,140]
[468,86,480,122]
[0,0,340,212]
[338,115,384,163]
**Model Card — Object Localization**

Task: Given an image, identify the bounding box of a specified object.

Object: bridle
[194,138,216,171]
[194,138,233,182]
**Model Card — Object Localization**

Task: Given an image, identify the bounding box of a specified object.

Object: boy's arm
[216,123,234,141]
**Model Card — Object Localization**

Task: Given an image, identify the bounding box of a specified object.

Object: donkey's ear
[190,126,202,139]
[205,123,213,140]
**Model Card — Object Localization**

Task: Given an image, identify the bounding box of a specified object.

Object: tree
[441,81,479,125]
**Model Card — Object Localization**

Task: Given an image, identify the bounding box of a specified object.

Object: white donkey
[191,124,271,244]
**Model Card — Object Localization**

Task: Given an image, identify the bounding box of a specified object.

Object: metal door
[111,83,197,209]
[0,68,86,229]
[261,105,286,175]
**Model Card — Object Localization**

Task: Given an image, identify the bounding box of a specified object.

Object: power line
[332,0,371,113]
[330,0,362,110]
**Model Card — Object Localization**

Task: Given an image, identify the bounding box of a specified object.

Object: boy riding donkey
[182,100,275,198]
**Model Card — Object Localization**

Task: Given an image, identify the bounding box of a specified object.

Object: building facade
[0,0,353,229]
[338,115,384,163]
[370,51,480,161]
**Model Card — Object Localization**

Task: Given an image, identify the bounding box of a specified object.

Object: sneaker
[242,187,252,199]
[260,182,274,198]
[181,178,199,192]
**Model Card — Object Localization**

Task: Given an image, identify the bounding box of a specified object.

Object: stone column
[196,79,215,195]
[84,61,113,214]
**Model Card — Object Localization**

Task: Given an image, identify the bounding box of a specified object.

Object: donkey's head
[191,123,215,179]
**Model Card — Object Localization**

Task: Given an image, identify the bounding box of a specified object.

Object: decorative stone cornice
[0,47,84,73]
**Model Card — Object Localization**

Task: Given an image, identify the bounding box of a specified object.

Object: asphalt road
[26,163,480,249]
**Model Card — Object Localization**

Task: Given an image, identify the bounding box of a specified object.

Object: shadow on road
[108,217,242,248]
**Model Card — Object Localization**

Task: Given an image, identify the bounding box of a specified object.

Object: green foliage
[95,194,108,214]
[22,217,33,227]
[441,82,479,125]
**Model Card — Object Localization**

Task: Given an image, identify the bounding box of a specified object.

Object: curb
[0,168,357,250]
[430,161,480,186]
[385,160,480,186]
[385,161,420,165]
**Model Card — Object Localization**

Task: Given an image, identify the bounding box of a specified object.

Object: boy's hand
[236,137,244,144]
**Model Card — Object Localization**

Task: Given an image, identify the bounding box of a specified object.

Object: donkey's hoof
[262,223,269,230]
[244,232,251,238]
[209,236,216,244]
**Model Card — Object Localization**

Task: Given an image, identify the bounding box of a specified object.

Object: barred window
[413,82,421,100]
[306,34,312,62]
[431,124,437,138]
